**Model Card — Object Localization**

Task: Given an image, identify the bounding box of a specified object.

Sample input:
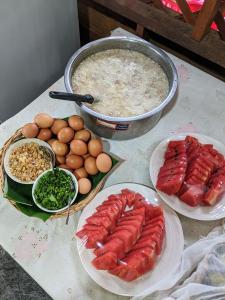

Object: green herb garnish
[34,168,75,210]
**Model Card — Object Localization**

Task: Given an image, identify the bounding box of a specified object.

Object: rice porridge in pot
[72,49,169,117]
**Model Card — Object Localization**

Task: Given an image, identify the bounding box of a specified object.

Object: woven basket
[0,129,116,219]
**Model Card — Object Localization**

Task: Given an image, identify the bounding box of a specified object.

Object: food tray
[0,128,121,221]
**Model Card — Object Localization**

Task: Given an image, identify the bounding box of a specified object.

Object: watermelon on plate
[156,140,187,195]
[109,247,156,281]
[92,251,118,270]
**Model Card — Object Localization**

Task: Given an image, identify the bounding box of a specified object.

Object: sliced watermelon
[179,185,205,206]
[203,174,225,205]
[204,147,225,168]
[157,141,187,196]
[165,148,186,160]
[138,232,163,255]
[114,224,141,239]
[187,147,202,162]
[108,229,136,252]
[76,229,108,249]
[96,203,121,214]
[156,174,185,195]
[118,194,127,211]
[145,205,163,220]
[92,209,118,226]
[85,233,108,249]
[142,223,164,235]
[162,159,187,170]
[92,251,118,270]
[108,194,120,202]
[132,239,157,251]
[185,169,208,182]
[144,222,164,232]
[109,247,156,281]
[186,165,211,178]
[186,176,207,186]
[121,189,136,207]
[101,200,123,213]
[119,214,145,225]
[86,215,112,230]
[168,140,186,149]
[116,219,143,230]
[198,155,215,170]
[94,237,125,259]
[134,200,163,220]
[188,159,213,175]
[103,195,127,212]
[134,193,145,202]
[159,166,186,177]
[141,227,162,239]
[76,228,104,239]
[209,166,225,182]
[165,141,186,159]
[128,247,156,272]
[185,136,201,157]
[82,225,109,238]
[145,215,165,226]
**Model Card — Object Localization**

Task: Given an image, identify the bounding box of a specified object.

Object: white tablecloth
[0,29,224,299]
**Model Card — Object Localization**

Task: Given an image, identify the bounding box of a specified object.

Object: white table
[0,28,225,300]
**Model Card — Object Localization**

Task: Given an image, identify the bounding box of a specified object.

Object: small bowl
[4,138,55,184]
[32,168,78,213]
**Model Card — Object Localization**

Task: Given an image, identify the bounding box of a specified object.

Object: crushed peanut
[9,142,51,182]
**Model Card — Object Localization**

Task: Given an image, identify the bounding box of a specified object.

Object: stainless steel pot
[64,36,178,140]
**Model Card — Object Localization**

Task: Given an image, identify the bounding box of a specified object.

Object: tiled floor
[0,246,51,300]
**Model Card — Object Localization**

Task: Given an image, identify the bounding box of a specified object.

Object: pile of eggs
[22,113,112,194]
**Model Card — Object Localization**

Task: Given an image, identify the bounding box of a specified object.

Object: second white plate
[76,183,184,297]
[150,133,225,221]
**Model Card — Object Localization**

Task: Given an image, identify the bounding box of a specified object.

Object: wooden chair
[88,0,225,69]
[151,0,225,41]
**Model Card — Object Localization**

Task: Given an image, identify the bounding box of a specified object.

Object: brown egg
[66,155,83,169]
[88,139,103,157]
[58,164,73,172]
[58,127,74,143]
[51,119,68,135]
[68,115,84,131]
[73,167,88,180]
[96,153,112,173]
[78,178,92,194]
[52,140,68,156]
[34,113,54,128]
[47,138,56,147]
[37,128,52,141]
[84,156,98,175]
[56,155,66,165]
[74,129,91,142]
[22,123,39,138]
[70,140,87,156]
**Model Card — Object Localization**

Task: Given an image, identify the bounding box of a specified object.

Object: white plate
[4,138,54,184]
[150,133,225,221]
[76,183,184,297]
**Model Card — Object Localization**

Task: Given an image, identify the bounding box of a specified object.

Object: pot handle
[49,91,94,104]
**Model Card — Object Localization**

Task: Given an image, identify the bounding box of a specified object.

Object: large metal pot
[64,36,178,140]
